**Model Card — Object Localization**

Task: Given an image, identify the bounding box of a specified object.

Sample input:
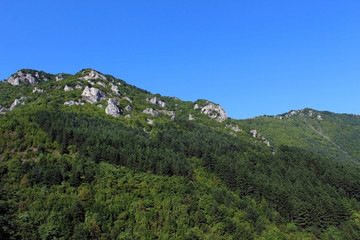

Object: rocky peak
[81,86,106,104]
[79,69,107,81]
[6,70,46,86]
[200,102,227,122]
[277,108,323,121]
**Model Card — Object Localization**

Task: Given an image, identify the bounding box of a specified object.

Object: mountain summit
[1,68,360,239]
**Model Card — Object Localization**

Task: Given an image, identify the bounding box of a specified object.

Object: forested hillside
[241,108,360,165]
[1,69,360,239]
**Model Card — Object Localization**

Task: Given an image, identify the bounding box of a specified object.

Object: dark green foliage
[1,69,360,239]
[33,110,193,178]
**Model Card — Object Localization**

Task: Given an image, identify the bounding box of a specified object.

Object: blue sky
[1,0,360,119]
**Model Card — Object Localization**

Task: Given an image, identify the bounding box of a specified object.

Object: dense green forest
[1,69,360,239]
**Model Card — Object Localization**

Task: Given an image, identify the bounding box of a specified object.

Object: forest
[1,69,360,239]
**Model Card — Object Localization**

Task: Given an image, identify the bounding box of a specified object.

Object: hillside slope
[1,69,360,239]
[240,108,360,165]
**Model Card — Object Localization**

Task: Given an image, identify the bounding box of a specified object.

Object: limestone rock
[75,84,82,89]
[96,81,107,88]
[146,97,166,108]
[79,69,107,81]
[64,85,74,91]
[110,83,120,95]
[201,103,227,122]
[226,125,242,132]
[105,98,122,117]
[123,97,132,103]
[159,110,175,120]
[124,114,131,119]
[81,86,106,104]
[143,108,159,117]
[0,107,6,115]
[56,74,64,81]
[250,129,257,138]
[33,87,45,93]
[64,100,84,106]
[146,119,154,125]
[317,115,323,120]
[189,114,195,120]
[7,70,40,86]
[125,105,133,111]
[10,97,25,111]
[194,104,199,110]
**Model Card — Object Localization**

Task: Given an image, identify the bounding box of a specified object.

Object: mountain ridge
[1,68,360,239]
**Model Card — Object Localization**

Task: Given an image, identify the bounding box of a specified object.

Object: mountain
[1,68,360,239]
[240,108,360,165]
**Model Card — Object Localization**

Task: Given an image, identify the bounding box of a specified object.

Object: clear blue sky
[1,0,360,119]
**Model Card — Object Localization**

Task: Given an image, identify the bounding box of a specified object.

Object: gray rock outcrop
[189,114,195,120]
[7,71,41,86]
[250,129,257,138]
[159,110,175,120]
[33,87,45,93]
[226,125,242,132]
[79,69,107,81]
[0,107,6,115]
[64,100,85,106]
[194,104,199,110]
[123,97,132,103]
[146,97,166,108]
[56,74,64,81]
[201,103,227,122]
[64,85,74,91]
[143,108,159,117]
[96,81,107,88]
[10,97,25,111]
[81,86,106,104]
[125,105,133,111]
[105,98,122,117]
[110,83,120,95]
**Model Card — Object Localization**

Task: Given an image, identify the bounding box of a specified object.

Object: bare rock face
[7,70,41,86]
[56,74,64,81]
[79,69,107,81]
[33,87,45,93]
[0,107,6,115]
[226,125,242,132]
[194,104,199,110]
[105,98,122,117]
[125,105,133,111]
[123,97,132,103]
[64,100,84,106]
[146,97,166,108]
[96,81,107,88]
[64,85,74,91]
[159,110,175,120]
[143,108,159,117]
[124,114,131,119]
[201,103,227,122]
[81,86,106,104]
[10,97,25,111]
[250,129,257,138]
[189,114,195,120]
[110,83,121,95]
